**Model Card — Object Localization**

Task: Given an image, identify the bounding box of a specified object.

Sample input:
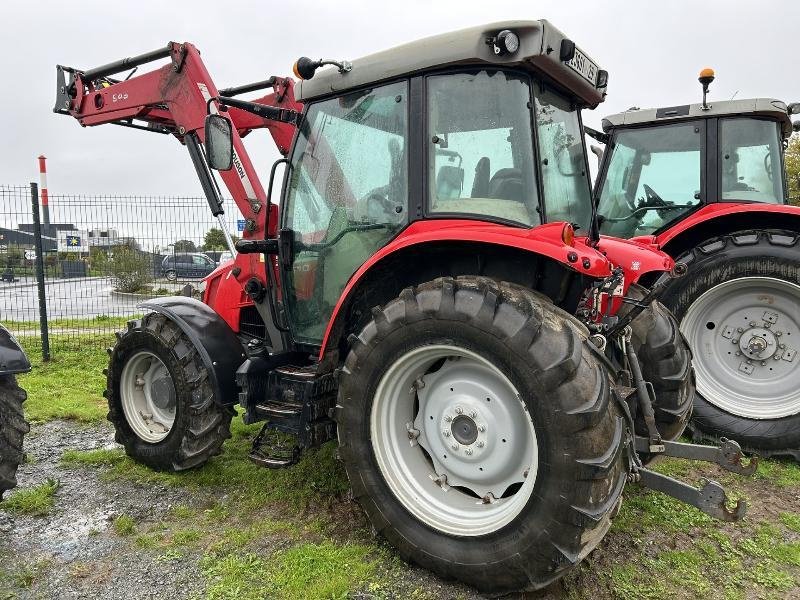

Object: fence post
[30,182,51,361]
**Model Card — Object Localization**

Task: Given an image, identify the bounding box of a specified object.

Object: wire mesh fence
[1,183,244,358]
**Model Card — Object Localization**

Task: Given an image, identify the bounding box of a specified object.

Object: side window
[719,118,784,203]
[533,85,592,230]
[193,255,210,266]
[427,71,540,227]
[282,81,408,345]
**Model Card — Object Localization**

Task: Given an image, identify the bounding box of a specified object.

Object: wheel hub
[370,344,538,536]
[120,351,177,443]
[451,414,478,445]
[681,276,800,419]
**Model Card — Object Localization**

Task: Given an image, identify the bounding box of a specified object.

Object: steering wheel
[764,152,774,181]
[641,184,669,209]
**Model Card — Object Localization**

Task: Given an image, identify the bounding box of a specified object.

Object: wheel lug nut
[469,411,477,419]
[776,331,782,337]
[443,430,450,437]
[731,339,738,344]
[737,327,744,333]
[455,406,463,415]
[477,441,485,448]
[478,425,486,433]
[444,415,452,422]
[465,448,473,455]
[451,443,459,451]
[779,344,786,349]
[750,322,757,327]
[735,351,741,356]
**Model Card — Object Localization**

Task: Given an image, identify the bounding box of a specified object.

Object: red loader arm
[54,42,301,289]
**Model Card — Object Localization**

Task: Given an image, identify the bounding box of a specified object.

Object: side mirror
[788,102,800,115]
[205,114,233,171]
[590,144,604,167]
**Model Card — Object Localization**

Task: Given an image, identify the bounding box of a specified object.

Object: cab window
[597,122,703,237]
[283,81,408,345]
[719,118,784,203]
[426,70,540,227]
[533,84,592,230]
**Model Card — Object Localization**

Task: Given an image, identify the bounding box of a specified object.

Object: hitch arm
[634,436,757,476]
[637,468,746,521]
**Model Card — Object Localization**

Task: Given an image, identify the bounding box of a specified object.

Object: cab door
[279,81,410,346]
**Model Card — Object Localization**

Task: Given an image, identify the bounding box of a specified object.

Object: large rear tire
[0,375,29,499]
[623,284,694,442]
[663,230,800,459]
[336,277,626,593]
[105,314,235,471]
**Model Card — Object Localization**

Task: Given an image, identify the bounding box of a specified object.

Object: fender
[0,325,31,376]
[631,203,800,250]
[138,296,246,406]
[590,235,674,286]
[318,220,612,358]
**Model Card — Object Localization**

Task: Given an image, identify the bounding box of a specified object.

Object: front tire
[336,277,626,593]
[105,314,234,471]
[664,230,800,458]
[0,375,29,498]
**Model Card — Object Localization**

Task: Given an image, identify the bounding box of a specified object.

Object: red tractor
[55,23,754,593]
[590,69,800,460]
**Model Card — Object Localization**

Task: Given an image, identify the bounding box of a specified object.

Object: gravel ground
[0,421,208,600]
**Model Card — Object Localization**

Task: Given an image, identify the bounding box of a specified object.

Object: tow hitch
[586,266,757,523]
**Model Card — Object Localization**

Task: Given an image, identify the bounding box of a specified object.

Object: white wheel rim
[370,344,538,536]
[681,276,800,419]
[120,351,177,443]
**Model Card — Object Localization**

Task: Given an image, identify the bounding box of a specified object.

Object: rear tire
[336,277,626,593]
[0,375,29,499]
[105,314,234,471]
[663,230,800,458]
[623,284,694,442]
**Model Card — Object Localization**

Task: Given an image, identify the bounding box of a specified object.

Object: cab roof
[296,20,608,108]
[602,98,793,138]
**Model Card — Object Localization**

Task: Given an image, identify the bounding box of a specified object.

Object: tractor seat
[488,168,523,202]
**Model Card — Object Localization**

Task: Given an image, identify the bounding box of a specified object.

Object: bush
[110,247,152,293]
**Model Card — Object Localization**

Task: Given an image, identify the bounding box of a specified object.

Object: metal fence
[1,183,244,358]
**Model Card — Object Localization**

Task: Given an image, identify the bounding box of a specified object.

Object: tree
[785,134,800,206]
[203,228,227,250]
[173,239,197,252]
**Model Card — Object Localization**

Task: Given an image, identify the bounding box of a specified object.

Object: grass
[1,479,60,516]
[18,336,108,423]
[61,419,350,510]
[112,514,136,536]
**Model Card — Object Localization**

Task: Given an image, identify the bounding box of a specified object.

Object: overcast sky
[1,0,798,198]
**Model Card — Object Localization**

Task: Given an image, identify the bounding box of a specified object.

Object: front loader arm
[55,41,300,270]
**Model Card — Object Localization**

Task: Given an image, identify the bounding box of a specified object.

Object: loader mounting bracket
[636,468,746,521]
[633,435,758,476]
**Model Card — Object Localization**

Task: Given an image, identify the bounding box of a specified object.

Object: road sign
[237,219,246,232]
[66,235,81,248]
[24,250,37,260]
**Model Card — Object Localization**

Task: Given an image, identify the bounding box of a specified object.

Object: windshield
[596,122,703,237]
[719,118,784,203]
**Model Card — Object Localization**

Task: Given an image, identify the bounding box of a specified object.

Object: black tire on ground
[105,314,235,471]
[0,375,30,498]
[622,284,695,442]
[663,229,800,458]
[336,276,627,594]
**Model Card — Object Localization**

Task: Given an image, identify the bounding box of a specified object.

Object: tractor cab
[268,20,610,345]
[593,75,795,239]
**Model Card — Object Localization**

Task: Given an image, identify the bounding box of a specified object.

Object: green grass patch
[780,512,800,533]
[8,315,137,332]
[754,459,800,488]
[60,419,350,510]
[1,479,60,516]
[113,514,136,536]
[18,336,109,423]
[202,553,272,600]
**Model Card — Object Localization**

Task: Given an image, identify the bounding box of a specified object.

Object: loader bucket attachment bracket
[54,65,75,114]
[637,468,747,521]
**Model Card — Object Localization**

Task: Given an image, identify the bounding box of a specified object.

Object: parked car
[217,251,234,265]
[161,253,216,281]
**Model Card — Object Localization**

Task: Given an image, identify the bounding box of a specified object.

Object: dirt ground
[1,420,798,600]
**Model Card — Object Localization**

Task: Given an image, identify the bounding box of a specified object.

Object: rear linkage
[580,265,757,522]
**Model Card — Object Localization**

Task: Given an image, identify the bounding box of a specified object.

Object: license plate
[565,47,598,86]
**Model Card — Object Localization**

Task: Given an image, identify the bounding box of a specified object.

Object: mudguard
[0,325,31,376]
[138,296,246,406]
